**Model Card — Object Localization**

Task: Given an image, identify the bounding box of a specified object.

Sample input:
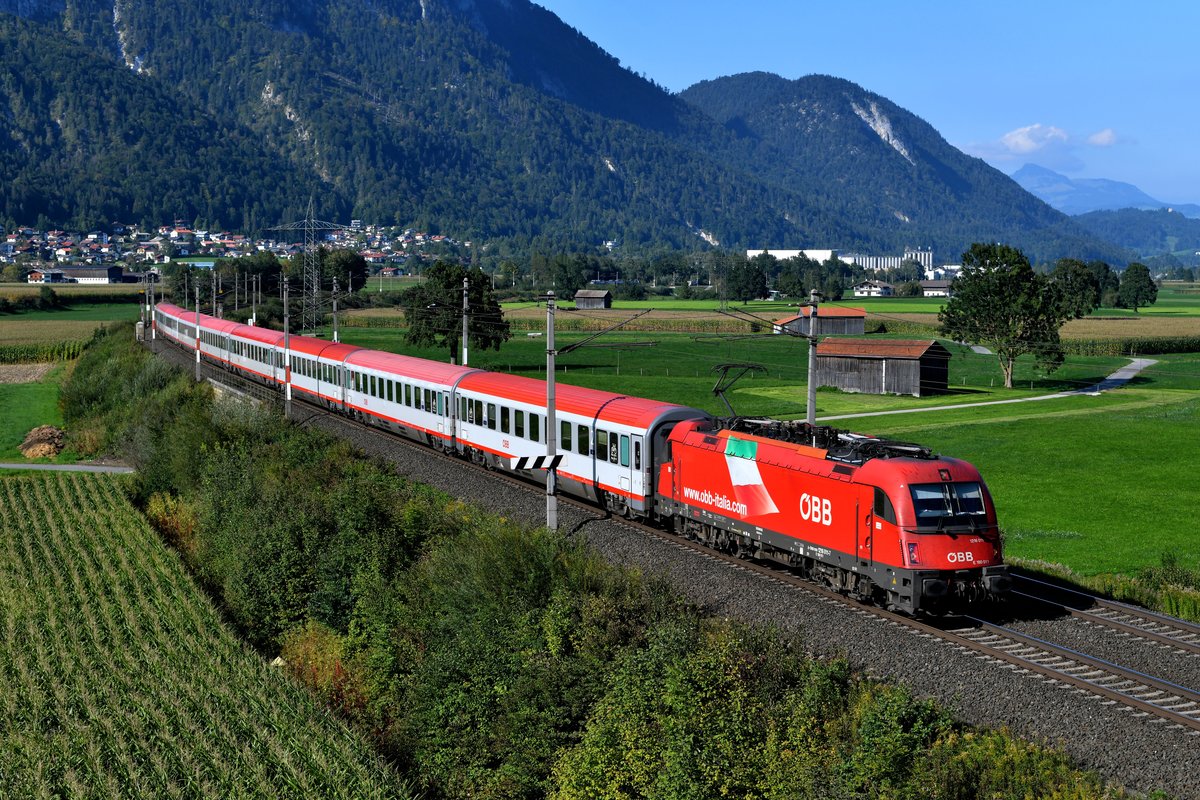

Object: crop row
[0,472,412,799]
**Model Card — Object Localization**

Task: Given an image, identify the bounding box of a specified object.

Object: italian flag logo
[724,438,778,517]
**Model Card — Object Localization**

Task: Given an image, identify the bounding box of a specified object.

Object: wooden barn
[773,306,866,336]
[813,339,951,397]
[574,289,612,310]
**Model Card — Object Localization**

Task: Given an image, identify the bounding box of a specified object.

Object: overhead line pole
[807,289,821,427]
[545,291,558,531]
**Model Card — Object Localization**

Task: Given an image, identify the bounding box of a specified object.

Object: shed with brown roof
[773,306,866,336]
[814,338,950,397]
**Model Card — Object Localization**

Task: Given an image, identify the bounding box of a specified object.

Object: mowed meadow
[0,471,412,799]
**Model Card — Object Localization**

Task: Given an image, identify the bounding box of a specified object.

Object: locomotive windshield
[909,482,987,524]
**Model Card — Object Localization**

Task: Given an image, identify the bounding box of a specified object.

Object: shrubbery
[60,323,1135,799]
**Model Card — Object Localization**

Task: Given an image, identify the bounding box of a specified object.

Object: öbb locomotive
[154,302,1011,614]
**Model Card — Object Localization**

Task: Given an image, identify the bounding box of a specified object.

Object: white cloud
[1087,128,1117,147]
[1000,124,1069,155]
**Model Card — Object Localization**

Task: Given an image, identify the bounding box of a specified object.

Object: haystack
[20,426,65,459]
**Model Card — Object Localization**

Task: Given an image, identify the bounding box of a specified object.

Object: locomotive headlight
[907,542,919,565]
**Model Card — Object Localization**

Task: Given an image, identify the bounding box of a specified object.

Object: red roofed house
[773,306,866,336]
[813,339,950,397]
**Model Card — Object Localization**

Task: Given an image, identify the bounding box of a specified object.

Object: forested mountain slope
[0,0,1126,264]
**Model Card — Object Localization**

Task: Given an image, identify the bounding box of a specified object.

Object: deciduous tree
[400,262,510,362]
[1117,262,1158,312]
[938,243,1069,388]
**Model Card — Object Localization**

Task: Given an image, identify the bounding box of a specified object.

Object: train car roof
[345,349,479,384]
[286,334,362,361]
[459,371,702,428]
[230,324,286,346]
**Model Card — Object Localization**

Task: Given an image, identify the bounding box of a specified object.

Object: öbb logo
[946,552,976,563]
[799,493,832,526]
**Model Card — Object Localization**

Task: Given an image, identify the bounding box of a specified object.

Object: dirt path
[0,363,55,383]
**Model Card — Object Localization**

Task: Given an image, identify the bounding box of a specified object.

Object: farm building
[773,306,866,336]
[574,289,612,310]
[26,268,68,283]
[814,339,950,397]
[59,266,125,284]
[852,280,894,297]
[920,279,953,297]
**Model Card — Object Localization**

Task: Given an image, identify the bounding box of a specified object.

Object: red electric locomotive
[656,418,1010,615]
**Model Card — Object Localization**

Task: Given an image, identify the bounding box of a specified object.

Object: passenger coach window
[460,397,468,420]
[597,430,608,457]
[634,440,641,470]
[619,435,630,467]
[560,421,571,452]
[529,414,539,443]
[608,433,619,464]
[487,403,497,430]
[501,407,510,434]
[515,410,525,438]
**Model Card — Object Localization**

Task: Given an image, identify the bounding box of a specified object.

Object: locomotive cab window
[909,482,986,524]
[873,487,897,525]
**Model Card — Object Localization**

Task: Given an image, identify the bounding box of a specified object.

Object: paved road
[0,462,134,474]
[819,357,1158,422]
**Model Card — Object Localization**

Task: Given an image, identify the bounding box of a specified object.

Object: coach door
[630,435,645,499]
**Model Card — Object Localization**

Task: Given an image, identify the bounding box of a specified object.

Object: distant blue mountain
[1012,164,1200,219]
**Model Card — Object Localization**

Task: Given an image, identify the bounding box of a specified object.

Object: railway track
[942,617,1200,733]
[152,338,1200,740]
[1011,571,1200,656]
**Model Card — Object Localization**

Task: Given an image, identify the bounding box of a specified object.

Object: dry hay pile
[20,426,64,459]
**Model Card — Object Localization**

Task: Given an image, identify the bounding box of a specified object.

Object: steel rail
[1012,572,1200,655]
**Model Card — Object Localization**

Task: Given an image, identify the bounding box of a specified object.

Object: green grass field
[0,471,412,798]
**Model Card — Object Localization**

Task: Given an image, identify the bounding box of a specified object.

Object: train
[152,302,1011,614]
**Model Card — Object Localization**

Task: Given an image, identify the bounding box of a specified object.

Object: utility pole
[461,276,470,367]
[283,280,292,418]
[545,291,558,530]
[194,285,201,382]
[211,270,217,317]
[251,274,257,326]
[806,289,821,427]
[332,276,340,343]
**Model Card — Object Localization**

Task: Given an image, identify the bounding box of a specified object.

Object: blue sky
[536,1,1200,205]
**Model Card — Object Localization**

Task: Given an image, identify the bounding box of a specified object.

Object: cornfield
[0,472,413,799]
[0,340,87,364]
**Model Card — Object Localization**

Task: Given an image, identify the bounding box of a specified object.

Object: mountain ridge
[1012,163,1200,219]
[0,0,1129,265]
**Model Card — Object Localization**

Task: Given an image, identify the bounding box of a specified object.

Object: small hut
[814,339,950,397]
[574,289,613,310]
[773,306,866,336]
